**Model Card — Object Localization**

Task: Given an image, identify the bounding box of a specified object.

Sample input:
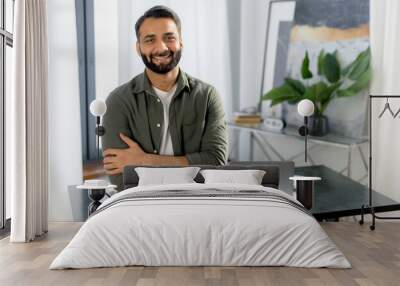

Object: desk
[294,165,400,220]
[228,122,368,181]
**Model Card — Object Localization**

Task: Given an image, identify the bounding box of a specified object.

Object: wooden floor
[0,222,399,286]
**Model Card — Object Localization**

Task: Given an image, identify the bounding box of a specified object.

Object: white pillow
[135,167,201,186]
[200,169,266,185]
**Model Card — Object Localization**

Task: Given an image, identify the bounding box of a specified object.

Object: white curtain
[10,0,49,242]
[370,0,400,201]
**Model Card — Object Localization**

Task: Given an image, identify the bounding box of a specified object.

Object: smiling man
[102,6,228,191]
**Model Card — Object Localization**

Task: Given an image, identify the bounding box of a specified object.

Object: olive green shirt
[102,69,228,191]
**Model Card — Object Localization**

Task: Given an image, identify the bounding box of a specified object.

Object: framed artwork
[284,0,370,138]
[259,0,297,118]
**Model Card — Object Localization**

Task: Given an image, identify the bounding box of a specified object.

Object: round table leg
[296,181,314,210]
[88,189,106,216]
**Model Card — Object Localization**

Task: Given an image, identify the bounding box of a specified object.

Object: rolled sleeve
[186,88,228,165]
[102,93,132,191]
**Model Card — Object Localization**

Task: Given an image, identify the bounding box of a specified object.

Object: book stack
[233,112,262,126]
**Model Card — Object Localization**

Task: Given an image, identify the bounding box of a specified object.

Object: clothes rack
[360,95,400,230]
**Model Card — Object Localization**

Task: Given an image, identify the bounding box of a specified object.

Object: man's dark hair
[135,6,181,41]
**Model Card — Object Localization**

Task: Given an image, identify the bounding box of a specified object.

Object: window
[0,0,14,233]
[76,0,119,163]
[75,0,97,163]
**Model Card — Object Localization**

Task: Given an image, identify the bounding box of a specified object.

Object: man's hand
[102,133,147,175]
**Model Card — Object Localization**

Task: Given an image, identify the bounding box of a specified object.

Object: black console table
[294,165,400,220]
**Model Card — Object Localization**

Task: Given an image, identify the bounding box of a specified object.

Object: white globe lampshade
[89,99,107,117]
[297,99,314,117]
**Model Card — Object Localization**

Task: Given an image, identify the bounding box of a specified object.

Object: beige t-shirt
[153,84,177,156]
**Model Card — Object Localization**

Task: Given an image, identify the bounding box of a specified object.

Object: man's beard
[140,49,182,74]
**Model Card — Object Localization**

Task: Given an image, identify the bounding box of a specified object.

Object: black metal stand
[298,116,310,162]
[95,116,106,159]
[304,117,308,163]
[88,188,106,216]
[359,95,400,230]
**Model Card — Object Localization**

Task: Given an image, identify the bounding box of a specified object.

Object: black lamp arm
[298,116,309,162]
[304,116,308,162]
[95,116,106,160]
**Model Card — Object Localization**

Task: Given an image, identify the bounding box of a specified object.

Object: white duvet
[50,183,350,269]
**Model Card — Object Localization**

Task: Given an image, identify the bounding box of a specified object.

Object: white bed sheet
[50,183,350,269]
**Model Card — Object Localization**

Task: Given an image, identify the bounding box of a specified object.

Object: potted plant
[262,47,371,136]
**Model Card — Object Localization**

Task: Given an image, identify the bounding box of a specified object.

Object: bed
[50,162,350,269]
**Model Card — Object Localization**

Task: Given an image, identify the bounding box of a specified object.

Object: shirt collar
[131,68,191,96]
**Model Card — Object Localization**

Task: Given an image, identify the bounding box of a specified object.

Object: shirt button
[157,99,161,103]
[156,123,161,127]
[153,150,158,154]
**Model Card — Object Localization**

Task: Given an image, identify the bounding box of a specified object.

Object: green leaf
[315,82,329,101]
[317,50,325,76]
[303,82,327,102]
[319,82,335,103]
[342,47,370,78]
[303,86,317,102]
[337,66,372,99]
[287,98,300,105]
[322,53,341,83]
[262,84,291,100]
[342,60,356,77]
[262,84,300,105]
[342,48,370,77]
[342,65,353,77]
[337,89,357,97]
[284,78,306,94]
[348,66,372,93]
[348,47,371,80]
[270,96,297,106]
[325,81,342,97]
[303,81,341,115]
[303,85,321,115]
[320,82,342,114]
[301,51,313,79]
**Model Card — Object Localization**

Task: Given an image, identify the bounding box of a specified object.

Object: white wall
[47,0,83,221]
[238,0,269,110]
[94,0,119,102]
